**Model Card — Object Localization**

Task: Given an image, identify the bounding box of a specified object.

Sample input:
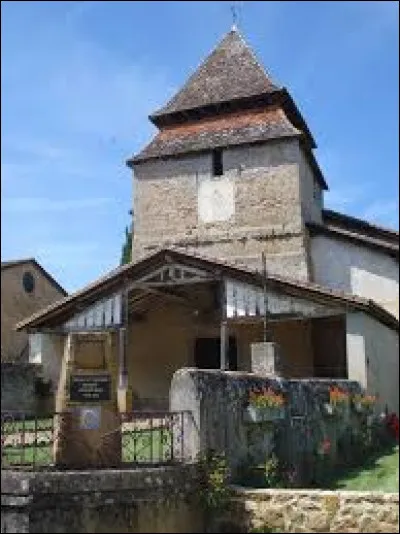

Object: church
[17,29,399,413]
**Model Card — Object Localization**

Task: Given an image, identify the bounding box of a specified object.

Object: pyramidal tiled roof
[151,29,281,120]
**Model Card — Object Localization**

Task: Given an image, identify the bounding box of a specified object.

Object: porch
[25,253,352,412]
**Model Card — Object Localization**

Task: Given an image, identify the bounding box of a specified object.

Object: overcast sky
[1,1,398,293]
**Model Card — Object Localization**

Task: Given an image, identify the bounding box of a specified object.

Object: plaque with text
[69,374,111,402]
[78,407,101,430]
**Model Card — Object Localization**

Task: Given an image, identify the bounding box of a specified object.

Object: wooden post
[117,289,131,413]
[220,279,228,371]
[220,321,227,371]
[118,327,127,389]
[261,252,271,343]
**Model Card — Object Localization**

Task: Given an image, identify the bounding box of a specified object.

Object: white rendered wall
[311,235,399,317]
[346,311,398,413]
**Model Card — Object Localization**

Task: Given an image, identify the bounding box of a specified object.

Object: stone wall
[298,148,323,225]
[223,487,399,533]
[170,368,365,484]
[132,139,312,280]
[1,362,53,415]
[1,465,203,533]
[1,363,37,414]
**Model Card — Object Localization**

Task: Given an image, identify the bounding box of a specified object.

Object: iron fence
[1,409,189,470]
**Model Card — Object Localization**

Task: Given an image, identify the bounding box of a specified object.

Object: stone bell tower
[127,28,328,282]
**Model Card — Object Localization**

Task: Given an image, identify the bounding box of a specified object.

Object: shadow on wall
[1,363,54,416]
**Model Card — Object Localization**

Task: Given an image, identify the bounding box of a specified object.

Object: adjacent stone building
[15,28,399,414]
[1,259,67,362]
[1,259,67,413]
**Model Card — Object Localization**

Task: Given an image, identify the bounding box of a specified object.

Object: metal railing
[1,410,189,470]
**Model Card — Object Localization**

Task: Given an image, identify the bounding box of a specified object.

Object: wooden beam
[220,279,228,371]
[143,286,192,306]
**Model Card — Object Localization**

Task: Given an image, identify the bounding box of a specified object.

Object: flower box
[354,402,374,415]
[244,405,285,423]
[352,394,376,415]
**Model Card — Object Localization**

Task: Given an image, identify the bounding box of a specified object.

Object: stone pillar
[250,342,285,377]
[170,369,201,463]
[345,312,367,388]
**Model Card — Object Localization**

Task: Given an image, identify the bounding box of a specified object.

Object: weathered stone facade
[132,139,318,280]
[1,363,37,414]
[1,465,203,533]
[224,487,399,533]
[170,368,367,484]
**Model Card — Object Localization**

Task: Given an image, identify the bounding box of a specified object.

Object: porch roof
[15,247,398,332]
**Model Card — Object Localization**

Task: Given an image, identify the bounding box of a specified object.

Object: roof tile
[151,29,280,119]
[131,107,300,163]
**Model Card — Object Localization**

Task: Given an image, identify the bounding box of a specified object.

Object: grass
[3,418,53,432]
[329,445,399,492]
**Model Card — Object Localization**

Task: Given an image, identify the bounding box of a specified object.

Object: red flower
[322,438,331,454]
[385,413,399,442]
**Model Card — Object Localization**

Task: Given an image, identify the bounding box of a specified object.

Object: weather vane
[230,2,239,31]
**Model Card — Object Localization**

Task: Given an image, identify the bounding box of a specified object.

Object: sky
[1,1,399,293]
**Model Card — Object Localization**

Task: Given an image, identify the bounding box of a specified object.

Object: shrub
[198,450,232,513]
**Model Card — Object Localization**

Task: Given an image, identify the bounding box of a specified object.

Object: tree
[120,224,133,265]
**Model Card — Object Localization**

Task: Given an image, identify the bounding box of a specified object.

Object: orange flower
[248,387,285,408]
[329,386,349,406]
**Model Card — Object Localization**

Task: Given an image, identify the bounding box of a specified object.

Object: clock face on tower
[198,176,235,223]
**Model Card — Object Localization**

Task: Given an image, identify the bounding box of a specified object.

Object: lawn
[330,446,399,492]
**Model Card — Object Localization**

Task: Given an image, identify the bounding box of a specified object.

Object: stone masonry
[1,465,203,533]
[132,140,319,280]
[224,487,399,533]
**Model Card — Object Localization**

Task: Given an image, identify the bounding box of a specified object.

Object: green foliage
[264,453,281,487]
[236,451,293,489]
[198,450,232,513]
[248,523,283,533]
[120,224,132,265]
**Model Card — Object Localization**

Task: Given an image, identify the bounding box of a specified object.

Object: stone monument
[53,331,122,468]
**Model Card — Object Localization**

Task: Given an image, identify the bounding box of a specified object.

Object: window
[212,149,223,176]
[22,271,35,293]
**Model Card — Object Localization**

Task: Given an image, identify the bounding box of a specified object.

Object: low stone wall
[224,486,399,533]
[1,465,203,533]
[170,368,371,485]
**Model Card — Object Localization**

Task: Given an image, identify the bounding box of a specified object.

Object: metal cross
[230,2,239,30]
